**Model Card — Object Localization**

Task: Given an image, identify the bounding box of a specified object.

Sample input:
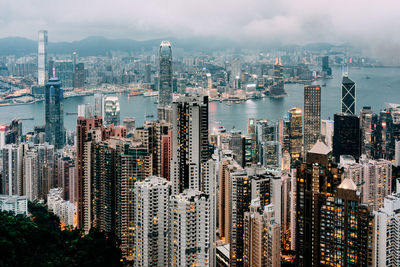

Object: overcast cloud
[0,0,399,57]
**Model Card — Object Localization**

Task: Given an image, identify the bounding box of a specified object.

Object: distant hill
[0,36,343,57]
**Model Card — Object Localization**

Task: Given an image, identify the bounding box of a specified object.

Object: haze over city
[2,0,400,60]
[1,1,400,266]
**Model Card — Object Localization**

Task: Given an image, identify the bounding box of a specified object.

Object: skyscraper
[158,40,172,107]
[375,194,400,266]
[321,55,332,76]
[45,77,64,149]
[38,30,48,86]
[93,92,103,117]
[320,178,374,267]
[170,95,209,195]
[243,200,280,267]
[287,107,303,161]
[333,113,361,161]
[360,106,374,157]
[103,96,120,126]
[303,85,321,153]
[2,144,23,196]
[341,75,356,115]
[295,141,342,266]
[168,190,213,266]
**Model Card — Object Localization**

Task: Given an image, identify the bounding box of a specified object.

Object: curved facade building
[158,41,173,107]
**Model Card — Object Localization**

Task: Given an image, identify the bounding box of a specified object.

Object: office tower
[321,55,332,76]
[53,60,74,90]
[295,141,342,266]
[244,135,258,167]
[231,58,241,82]
[45,77,64,149]
[93,92,103,117]
[103,96,120,126]
[303,85,321,153]
[229,130,245,167]
[38,30,48,86]
[270,57,286,97]
[144,63,151,83]
[341,75,356,115]
[76,116,103,229]
[321,119,334,149]
[333,113,361,161]
[360,106,374,157]
[133,176,171,265]
[158,40,173,107]
[287,107,303,161]
[374,194,400,266]
[377,110,395,159]
[170,95,209,195]
[73,62,85,89]
[320,178,374,267]
[243,201,280,267]
[123,117,135,133]
[168,190,213,267]
[2,144,23,196]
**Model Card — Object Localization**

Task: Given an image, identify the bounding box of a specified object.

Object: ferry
[143,92,158,97]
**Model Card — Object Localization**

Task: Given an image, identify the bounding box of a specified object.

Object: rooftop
[308,140,331,155]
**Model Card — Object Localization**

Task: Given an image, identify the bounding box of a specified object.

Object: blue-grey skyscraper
[158,40,173,107]
[45,77,64,149]
[341,75,356,115]
[38,30,48,86]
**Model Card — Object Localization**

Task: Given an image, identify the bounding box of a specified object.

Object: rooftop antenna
[52,66,56,78]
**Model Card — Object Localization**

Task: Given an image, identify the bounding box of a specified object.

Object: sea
[1,66,399,134]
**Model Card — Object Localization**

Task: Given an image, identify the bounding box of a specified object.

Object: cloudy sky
[1,0,399,55]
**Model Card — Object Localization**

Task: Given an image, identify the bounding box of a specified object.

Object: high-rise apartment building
[38,30,48,86]
[168,190,213,266]
[170,95,209,195]
[2,144,23,196]
[320,178,374,266]
[45,77,64,149]
[243,200,280,267]
[341,75,356,115]
[375,194,400,267]
[133,176,171,265]
[295,141,342,266]
[303,85,321,153]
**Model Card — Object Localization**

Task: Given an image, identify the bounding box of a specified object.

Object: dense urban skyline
[0,3,400,264]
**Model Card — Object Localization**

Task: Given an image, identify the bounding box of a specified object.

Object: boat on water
[143,92,158,97]
[365,75,371,79]
[145,114,154,118]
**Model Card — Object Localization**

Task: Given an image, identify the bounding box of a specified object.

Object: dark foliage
[0,201,122,267]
